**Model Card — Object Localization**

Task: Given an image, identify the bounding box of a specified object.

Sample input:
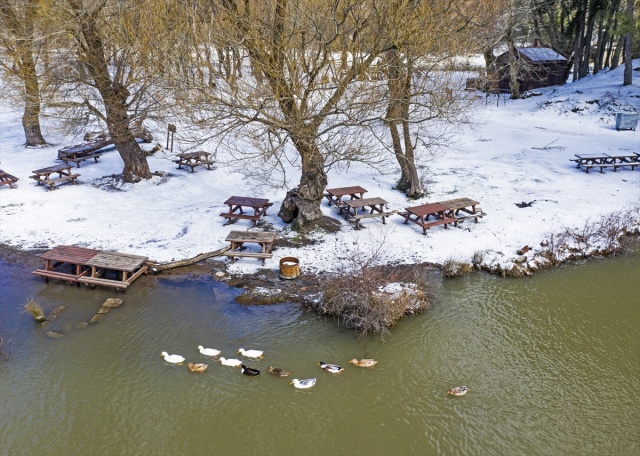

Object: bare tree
[0,0,48,146]
[48,0,167,182]
[622,0,634,85]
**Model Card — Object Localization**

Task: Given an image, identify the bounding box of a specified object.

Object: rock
[278,188,300,223]
[214,271,225,278]
[75,322,89,329]
[515,255,527,264]
[46,331,65,339]
[102,298,123,308]
[516,246,530,255]
[47,305,66,321]
[540,238,549,247]
[89,314,104,324]
[97,306,111,314]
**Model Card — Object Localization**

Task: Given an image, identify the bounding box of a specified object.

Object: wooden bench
[77,276,129,290]
[583,163,617,173]
[0,170,19,188]
[174,151,215,172]
[32,269,82,283]
[613,162,639,171]
[60,151,104,168]
[222,252,273,259]
[29,173,81,190]
[219,212,261,222]
[398,211,452,232]
[399,202,454,235]
[224,230,276,265]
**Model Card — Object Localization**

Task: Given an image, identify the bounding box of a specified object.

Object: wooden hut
[495,47,568,93]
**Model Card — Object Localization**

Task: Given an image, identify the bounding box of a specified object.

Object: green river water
[0,250,638,456]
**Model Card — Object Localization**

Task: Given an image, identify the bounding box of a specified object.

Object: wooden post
[166,124,176,152]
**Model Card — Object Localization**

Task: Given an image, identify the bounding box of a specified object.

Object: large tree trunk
[74,5,151,183]
[21,51,46,146]
[623,0,633,86]
[507,32,520,99]
[279,131,327,228]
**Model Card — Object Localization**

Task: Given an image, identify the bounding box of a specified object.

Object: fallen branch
[149,246,230,273]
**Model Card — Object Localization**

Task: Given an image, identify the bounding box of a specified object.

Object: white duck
[238,348,263,359]
[161,351,185,364]
[198,345,221,357]
[291,378,317,389]
[219,357,243,367]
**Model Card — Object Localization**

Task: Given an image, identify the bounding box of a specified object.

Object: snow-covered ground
[1,63,638,275]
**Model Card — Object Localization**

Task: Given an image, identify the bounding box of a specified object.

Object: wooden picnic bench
[438,198,485,227]
[399,202,454,235]
[173,151,215,172]
[342,197,394,230]
[30,163,80,190]
[57,138,114,167]
[570,153,639,173]
[324,186,368,211]
[32,245,148,291]
[220,196,273,226]
[222,231,277,265]
[0,170,19,188]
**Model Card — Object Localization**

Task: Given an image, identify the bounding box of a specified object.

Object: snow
[1,62,639,276]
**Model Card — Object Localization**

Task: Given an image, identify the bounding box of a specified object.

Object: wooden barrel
[279,257,300,280]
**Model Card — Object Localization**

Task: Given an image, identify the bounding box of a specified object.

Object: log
[149,246,231,273]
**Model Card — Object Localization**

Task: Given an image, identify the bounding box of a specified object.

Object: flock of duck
[161,346,468,395]
[160,346,377,389]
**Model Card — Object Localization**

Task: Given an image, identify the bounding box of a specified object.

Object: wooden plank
[405,202,449,217]
[225,231,277,243]
[32,163,73,174]
[223,252,273,258]
[85,251,148,272]
[343,197,388,209]
[77,276,129,289]
[224,196,271,207]
[32,269,80,282]
[40,245,101,264]
[220,212,260,221]
[438,197,479,210]
[325,186,368,196]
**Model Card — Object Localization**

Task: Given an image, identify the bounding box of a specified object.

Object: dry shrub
[543,209,638,263]
[441,257,473,278]
[317,239,430,340]
[23,297,46,323]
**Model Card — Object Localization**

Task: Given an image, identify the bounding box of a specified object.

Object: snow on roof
[518,47,567,62]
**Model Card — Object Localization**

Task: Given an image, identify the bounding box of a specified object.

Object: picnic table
[220,196,273,226]
[222,231,277,265]
[32,245,148,291]
[343,197,394,230]
[438,198,485,227]
[570,153,640,173]
[30,163,80,190]
[57,139,113,167]
[0,170,19,188]
[173,151,214,172]
[324,186,368,209]
[399,202,454,235]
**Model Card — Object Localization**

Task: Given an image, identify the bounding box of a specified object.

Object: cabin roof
[518,47,567,62]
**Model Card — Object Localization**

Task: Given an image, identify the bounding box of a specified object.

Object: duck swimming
[447,386,469,396]
[161,352,185,364]
[187,363,208,373]
[241,365,260,376]
[291,378,316,389]
[198,345,221,357]
[319,361,344,374]
[268,366,290,377]
[219,357,243,367]
[349,358,377,368]
[238,348,263,358]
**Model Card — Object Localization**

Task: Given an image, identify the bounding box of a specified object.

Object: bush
[316,240,430,340]
[23,297,46,323]
[440,257,473,278]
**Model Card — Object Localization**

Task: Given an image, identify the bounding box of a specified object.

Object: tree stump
[278,188,300,223]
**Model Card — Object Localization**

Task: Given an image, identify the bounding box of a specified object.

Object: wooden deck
[33,245,149,291]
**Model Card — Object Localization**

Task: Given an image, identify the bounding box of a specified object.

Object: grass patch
[440,257,474,278]
[23,297,46,323]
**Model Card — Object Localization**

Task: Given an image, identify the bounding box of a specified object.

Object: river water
[0,250,638,456]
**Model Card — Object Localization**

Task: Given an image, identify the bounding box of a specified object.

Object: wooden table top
[343,197,387,208]
[225,231,277,243]
[438,198,479,210]
[405,202,449,216]
[224,196,270,207]
[32,163,73,174]
[40,245,102,264]
[574,154,608,159]
[179,151,210,159]
[605,153,639,160]
[326,186,368,196]
[85,251,149,272]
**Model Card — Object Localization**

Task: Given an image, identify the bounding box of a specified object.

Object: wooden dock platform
[33,245,149,291]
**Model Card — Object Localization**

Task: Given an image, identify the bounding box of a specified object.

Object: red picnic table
[399,202,454,235]
[324,186,368,209]
[220,196,273,226]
